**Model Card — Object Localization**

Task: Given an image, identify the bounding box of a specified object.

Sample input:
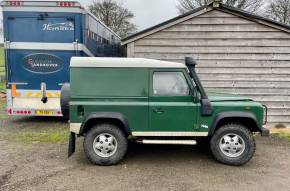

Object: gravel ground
[1,98,290,191]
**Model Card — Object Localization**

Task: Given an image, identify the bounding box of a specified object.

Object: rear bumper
[6,89,62,116]
[7,107,63,116]
[260,127,270,137]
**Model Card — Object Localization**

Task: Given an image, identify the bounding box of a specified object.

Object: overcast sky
[0,0,179,42]
[0,0,271,42]
[82,0,179,30]
[81,0,271,31]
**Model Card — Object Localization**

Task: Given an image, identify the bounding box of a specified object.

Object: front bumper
[260,127,270,137]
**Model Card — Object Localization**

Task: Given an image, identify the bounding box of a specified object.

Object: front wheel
[210,123,256,166]
[84,123,128,166]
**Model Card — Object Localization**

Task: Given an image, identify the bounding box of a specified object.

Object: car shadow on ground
[1,116,68,130]
[126,142,212,161]
[73,140,215,167]
[11,116,68,123]
[63,129,217,166]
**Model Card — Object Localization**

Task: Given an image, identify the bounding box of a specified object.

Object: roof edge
[219,4,290,32]
[122,2,290,45]
[121,3,211,45]
[70,57,187,68]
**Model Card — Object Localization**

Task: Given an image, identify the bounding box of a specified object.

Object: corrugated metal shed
[122,3,290,127]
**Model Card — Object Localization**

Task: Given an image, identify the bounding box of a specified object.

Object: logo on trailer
[23,54,64,74]
[43,22,74,31]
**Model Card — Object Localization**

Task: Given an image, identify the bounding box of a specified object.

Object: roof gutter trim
[219,4,290,32]
[121,3,290,45]
[121,5,211,45]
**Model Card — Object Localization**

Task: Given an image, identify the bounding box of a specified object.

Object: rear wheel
[210,123,256,166]
[84,123,128,166]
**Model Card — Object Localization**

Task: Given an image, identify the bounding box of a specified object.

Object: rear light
[7,1,23,6]
[57,1,75,7]
[7,108,12,115]
[13,110,32,115]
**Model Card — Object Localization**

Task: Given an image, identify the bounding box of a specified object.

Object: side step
[138,140,197,145]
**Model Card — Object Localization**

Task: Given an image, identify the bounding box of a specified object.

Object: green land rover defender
[63,57,269,166]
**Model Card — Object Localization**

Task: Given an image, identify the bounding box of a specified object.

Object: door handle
[153,108,164,114]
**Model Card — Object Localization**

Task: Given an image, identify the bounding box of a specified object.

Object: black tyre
[60,83,70,120]
[84,123,128,166]
[210,123,256,166]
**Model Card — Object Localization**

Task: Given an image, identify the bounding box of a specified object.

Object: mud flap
[261,127,270,137]
[68,132,76,157]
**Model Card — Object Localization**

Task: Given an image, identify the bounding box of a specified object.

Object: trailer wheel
[60,83,70,120]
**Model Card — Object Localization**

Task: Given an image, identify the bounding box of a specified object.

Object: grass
[16,129,69,144]
[0,47,4,67]
[0,96,69,144]
[0,80,5,92]
[0,70,5,78]
[0,47,5,77]
[0,127,69,144]
[271,128,290,142]
[0,97,6,120]
[274,132,290,141]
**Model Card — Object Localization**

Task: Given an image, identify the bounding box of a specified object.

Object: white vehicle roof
[70,57,187,69]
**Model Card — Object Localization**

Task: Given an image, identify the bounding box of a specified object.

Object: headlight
[262,105,267,125]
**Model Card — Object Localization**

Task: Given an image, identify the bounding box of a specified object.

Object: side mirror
[201,99,213,116]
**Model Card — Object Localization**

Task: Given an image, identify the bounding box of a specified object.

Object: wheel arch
[80,112,131,136]
[209,111,261,135]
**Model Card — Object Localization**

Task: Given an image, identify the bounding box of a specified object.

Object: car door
[148,69,199,133]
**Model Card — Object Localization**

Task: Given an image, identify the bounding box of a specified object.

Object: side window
[153,72,190,96]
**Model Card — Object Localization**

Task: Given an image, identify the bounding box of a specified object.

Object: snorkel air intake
[185,57,213,116]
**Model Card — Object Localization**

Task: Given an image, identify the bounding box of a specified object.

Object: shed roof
[70,57,186,68]
[122,2,290,45]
